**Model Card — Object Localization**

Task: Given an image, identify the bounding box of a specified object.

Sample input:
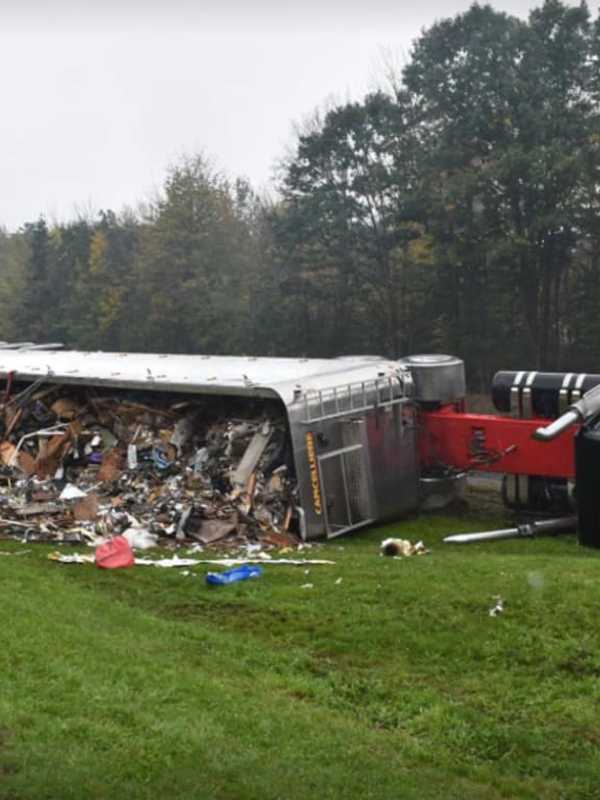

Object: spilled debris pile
[0,380,299,549]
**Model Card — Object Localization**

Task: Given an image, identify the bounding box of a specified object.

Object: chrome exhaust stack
[533,384,600,441]
[444,516,577,544]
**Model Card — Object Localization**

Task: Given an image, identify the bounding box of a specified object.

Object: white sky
[0,0,588,230]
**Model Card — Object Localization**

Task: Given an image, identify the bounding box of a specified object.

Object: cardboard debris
[196,518,237,545]
[73,493,100,521]
[97,448,124,482]
[18,451,37,476]
[50,398,81,419]
[0,441,16,466]
[5,408,23,438]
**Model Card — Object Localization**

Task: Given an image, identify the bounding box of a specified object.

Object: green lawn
[1,506,600,799]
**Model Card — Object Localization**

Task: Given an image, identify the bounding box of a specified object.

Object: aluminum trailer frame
[0,349,420,540]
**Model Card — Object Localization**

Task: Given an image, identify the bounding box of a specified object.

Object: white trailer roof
[0,349,403,406]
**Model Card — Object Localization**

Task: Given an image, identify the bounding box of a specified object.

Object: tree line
[0,0,599,390]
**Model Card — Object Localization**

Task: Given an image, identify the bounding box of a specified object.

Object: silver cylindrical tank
[400,354,466,405]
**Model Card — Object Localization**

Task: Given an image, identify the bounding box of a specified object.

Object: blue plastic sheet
[205,564,263,585]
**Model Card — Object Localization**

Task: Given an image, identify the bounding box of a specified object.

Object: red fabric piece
[95,536,135,569]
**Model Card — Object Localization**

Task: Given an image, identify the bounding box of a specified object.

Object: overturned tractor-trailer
[2,345,600,546]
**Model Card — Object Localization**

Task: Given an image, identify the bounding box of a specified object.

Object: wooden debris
[97,448,124,482]
[195,518,238,545]
[50,398,81,419]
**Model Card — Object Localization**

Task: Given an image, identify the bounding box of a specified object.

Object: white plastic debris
[137,557,336,568]
[301,583,314,589]
[192,447,209,474]
[136,557,205,568]
[245,542,264,556]
[380,538,429,557]
[122,527,159,551]
[127,444,138,469]
[59,484,87,500]
[49,553,336,568]
[335,577,343,585]
[489,596,505,617]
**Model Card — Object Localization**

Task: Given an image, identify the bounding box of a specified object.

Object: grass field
[1,502,600,799]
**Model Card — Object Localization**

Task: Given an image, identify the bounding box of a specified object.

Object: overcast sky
[0,0,585,230]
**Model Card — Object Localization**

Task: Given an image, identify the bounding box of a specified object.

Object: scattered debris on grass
[206,565,263,585]
[380,538,429,557]
[527,571,544,590]
[95,535,135,569]
[489,596,505,617]
[48,551,336,568]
